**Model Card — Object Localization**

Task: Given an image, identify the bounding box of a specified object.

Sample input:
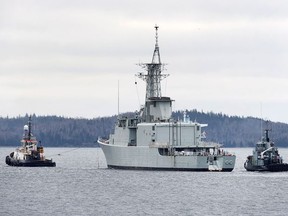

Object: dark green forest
[1,110,288,147]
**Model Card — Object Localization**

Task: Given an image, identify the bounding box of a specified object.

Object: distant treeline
[0,114,116,147]
[1,110,288,147]
[173,110,288,147]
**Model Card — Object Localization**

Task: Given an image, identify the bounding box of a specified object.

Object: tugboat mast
[28,115,32,140]
[137,25,169,100]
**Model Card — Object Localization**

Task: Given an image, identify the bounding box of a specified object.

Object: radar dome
[23,125,29,131]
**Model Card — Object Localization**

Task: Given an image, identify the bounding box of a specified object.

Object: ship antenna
[134,77,141,107]
[152,25,161,64]
[118,80,120,116]
[260,102,263,139]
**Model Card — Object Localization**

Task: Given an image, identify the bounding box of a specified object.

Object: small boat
[5,116,56,167]
[244,129,288,172]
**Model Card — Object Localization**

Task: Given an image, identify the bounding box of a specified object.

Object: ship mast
[28,115,32,140]
[152,25,161,64]
[137,25,169,100]
[136,26,172,123]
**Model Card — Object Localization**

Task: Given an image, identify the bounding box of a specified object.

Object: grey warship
[98,26,236,171]
[244,128,288,172]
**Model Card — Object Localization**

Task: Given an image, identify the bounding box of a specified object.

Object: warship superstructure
[5,116,56,167]
[244,128,288,172]
[98,26,236,171]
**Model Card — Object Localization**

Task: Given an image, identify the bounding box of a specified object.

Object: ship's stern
[216,155,236,172]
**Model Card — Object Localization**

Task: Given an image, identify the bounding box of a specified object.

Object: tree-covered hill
[1,111,288,147]
[0,114,116,147]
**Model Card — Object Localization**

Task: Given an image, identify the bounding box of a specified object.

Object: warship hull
[5,155,56,167]
[99,141,235,172]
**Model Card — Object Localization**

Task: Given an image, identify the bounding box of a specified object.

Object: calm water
[1,147,288,216]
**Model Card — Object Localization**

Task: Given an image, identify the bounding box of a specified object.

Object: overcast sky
[1,0,288,123]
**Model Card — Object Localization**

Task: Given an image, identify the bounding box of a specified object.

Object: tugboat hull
[244,157,288,172]
[244,163,288,172]
[5,156,56,167]
[267,163,288,172]
[244,162,269,172]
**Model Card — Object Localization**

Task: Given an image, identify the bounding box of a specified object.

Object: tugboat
[98,26,236,171]
[244,128,288,172]
[5,116,56,167]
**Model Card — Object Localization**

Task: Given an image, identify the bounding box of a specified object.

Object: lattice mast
[137,25,169,100]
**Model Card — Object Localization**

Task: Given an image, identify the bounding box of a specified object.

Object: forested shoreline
[1,110,288,147]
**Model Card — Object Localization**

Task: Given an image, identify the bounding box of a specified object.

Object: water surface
[1,147,288,216]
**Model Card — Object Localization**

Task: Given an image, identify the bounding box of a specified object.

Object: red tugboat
[5,116,56,167]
